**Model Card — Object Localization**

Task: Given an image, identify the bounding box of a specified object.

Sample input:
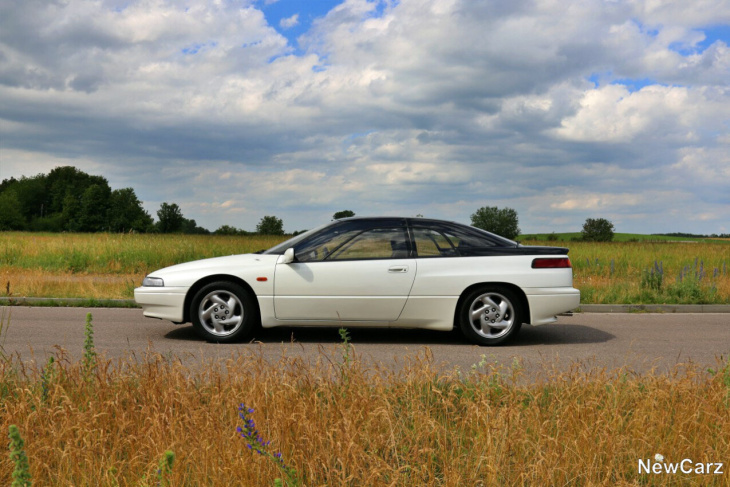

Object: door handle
[388,265,409,273]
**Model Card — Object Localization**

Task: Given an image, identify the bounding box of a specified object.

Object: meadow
[0,232,728,304]
[1,315,729,486]
[519,232,730,243]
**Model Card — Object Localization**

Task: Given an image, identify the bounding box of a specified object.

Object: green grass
[553,241,729,305]
[518,232,730,243]
[0,232,286,275]
[1,232,728,305]
[0,297,139,308]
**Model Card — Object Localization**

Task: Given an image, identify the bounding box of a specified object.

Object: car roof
[334,216,518,246]
[336,216,461,225]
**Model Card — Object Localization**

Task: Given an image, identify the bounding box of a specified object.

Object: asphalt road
[2,307,729,376]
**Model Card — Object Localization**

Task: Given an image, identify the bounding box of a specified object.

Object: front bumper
[524,287,581,325]
[134,286,188,322]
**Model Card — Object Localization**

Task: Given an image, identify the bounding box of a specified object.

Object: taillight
[532,257,572,268]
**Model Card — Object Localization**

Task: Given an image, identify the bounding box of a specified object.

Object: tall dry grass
[1,345,729,485]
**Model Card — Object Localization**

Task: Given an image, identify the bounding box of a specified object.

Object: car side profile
[134,217,580,345]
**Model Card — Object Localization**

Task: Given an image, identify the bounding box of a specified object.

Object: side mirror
[277,247,295,265]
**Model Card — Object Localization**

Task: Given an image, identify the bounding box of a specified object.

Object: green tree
[470,206,520,239]
[181,218,210,235]
[0,176,18,193]
[77,183,112,231]
[108,188,153,232]
[6,174,47,223]
[156,202,185,233]
[333,210,355,220]
[256,215,284,235]
[61,190,82,232]
[29,213,64,232]
[215,225,248,236]
[0,190,25,230]
[581,218,615,242]
[46,166,107,215]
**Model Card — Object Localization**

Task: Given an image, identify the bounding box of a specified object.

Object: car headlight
[142,276,165,287]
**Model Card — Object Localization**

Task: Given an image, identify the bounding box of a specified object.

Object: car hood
[148,253,276,287]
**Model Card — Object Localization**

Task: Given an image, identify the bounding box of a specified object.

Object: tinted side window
[328,228,409,260]
[441,228,496,250]
[294,220,408,262]
[295,227,362,262]
[412,228,457,257]
[412,222,501,256]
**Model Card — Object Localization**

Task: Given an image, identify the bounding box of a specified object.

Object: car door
[274,222,416,321]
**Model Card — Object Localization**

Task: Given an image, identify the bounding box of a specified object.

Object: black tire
[459,286,523,346]
[190,281,258,343]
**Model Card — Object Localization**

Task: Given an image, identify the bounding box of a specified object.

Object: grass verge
[0,297,139,308]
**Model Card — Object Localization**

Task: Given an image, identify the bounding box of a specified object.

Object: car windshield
[262,222,333,255]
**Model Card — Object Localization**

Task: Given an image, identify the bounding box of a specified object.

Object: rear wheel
[459,286,523,346]
[190,281,257,343]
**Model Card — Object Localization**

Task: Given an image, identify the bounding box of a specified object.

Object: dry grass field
[0,232,728,304]
[2,339,729,486]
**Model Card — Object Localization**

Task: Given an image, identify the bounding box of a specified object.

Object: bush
[256,216,284,235]
[581,218,615,242]
[332,210,355,220]
[470,206,520,240]
[215,225,249,236]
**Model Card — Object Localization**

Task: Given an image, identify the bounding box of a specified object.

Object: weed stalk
[83,312,96,378]
[155,450,175,486]
[8,425,32,487]
[237,404,300,486]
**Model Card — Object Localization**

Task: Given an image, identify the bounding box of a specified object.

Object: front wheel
[190,281,258,343]
[459,286,523,346]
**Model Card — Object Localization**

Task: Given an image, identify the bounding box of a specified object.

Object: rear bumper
[134,286,188,322]
[524,287,581,326]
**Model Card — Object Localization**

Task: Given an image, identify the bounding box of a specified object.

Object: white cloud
[549,84,729,145]
[550,192,645,211]
[367,162,471,185]
[280,14,299,29]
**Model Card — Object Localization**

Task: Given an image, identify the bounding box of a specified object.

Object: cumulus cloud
[280,14,299,29]
[1,0,729,234]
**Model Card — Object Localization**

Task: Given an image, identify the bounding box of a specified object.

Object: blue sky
[0,0,729,234]
[259,0,344,53]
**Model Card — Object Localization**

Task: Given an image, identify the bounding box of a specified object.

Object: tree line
[0,166,289,235]
[8,166,716,240]
[0,165,613,239]
[0,166,159,233]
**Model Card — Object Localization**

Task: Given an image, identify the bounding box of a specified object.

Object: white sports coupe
[135,217,580,345]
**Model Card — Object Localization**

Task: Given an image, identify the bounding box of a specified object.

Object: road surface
[1,307,728,376]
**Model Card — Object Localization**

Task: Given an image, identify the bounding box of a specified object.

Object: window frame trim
[406,219,514,258]
[293,219,412,263]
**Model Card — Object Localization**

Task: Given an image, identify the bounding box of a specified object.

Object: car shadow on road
[164,322,614,346]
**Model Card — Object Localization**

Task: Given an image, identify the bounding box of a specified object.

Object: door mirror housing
[277,247,295,265]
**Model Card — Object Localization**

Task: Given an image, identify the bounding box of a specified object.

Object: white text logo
[639,456,724,475]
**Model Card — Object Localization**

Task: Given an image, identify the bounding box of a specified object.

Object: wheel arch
[452,282,530,329]
[183,274,260,324]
